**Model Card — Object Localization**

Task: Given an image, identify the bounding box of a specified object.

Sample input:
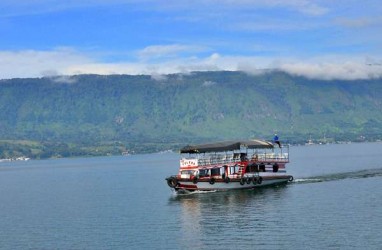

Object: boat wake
[293,168,382,184]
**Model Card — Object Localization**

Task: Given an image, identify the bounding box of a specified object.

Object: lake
[0,142,381,249]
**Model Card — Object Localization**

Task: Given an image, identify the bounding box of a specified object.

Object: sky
[1,0,382,80]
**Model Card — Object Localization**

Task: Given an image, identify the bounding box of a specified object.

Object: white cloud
[0,48,92,79]
[231,21,311,32]
[220,0,329,16]
[150,73,168,81]
[1,47,382,81]
[282,0,328,16]
[137,44,206,61]
[278,61,382,80]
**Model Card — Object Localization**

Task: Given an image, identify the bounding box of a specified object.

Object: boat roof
[180,139,274,154]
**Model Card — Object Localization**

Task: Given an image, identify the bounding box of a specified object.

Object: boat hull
[171,175,293,192]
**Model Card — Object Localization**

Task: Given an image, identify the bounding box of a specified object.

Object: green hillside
[1,71,381,158]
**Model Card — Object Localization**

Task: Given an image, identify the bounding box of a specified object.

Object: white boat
[306,135,314,145]
[166,139,293,193]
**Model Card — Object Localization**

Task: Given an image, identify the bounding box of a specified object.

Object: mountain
[0,71,381,158]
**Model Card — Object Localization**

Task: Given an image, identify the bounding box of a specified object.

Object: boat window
[199,169,209,177]
[181,170,195,175]
[259,164,266,172]
[246,163,259,173]
[253,164,259,172]
[233,153,240,160]
[229,166,235,174]
[240,153,247,161]
[211,168,220,176]
[229,165,240,174]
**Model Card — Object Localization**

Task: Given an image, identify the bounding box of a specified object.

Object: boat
[306,135,315,145]
[166,139,293,193]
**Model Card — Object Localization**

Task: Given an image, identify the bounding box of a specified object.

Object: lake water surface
[0,142,381,249]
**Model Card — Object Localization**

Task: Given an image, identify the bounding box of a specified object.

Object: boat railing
[256,153,289,162]
[183,153,288,167]
[180,145,290,168]
[200,155,242,166]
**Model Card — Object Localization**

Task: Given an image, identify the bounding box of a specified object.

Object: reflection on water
[169,185,290,249]
[169,184,288,204]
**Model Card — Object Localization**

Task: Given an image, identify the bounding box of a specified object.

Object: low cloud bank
[278,61,382,80]
[1,48,382,81]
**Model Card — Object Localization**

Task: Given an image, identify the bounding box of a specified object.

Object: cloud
[137,44,187,59]
[283,0,328,16]
[0,47,91,79]
[143,0,329,16]
[1,1,381,82]
[0,0,140,17]
[1,47,382,81]
[203,80,217,87]
[150,73,168,81]
[230,19,321,32]
[64,53,223,76]
[222,0,328,16]
[137,44,207,61]
[276,59,382,80]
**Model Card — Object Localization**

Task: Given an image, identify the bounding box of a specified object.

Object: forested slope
[1,71,381,158]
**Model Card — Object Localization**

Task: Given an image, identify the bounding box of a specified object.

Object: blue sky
[1,0,382,79]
